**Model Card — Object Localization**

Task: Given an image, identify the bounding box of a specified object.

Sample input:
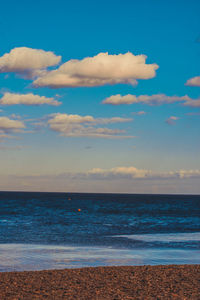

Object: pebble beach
[0,264,199,299]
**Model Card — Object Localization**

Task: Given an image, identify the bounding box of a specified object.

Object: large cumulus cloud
[33,52,159,88]
[0,47,61,78]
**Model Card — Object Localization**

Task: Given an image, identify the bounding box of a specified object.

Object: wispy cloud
[183,99,200,107]
[47,113,133,139]
[165,116,179,125]
[0,145,23,151]
[84,166,200,180]
[186,112,200,116]
[102,94,190,105]
[132,111,146,116]
[33,52,158,88]
[12,166,200,181]
[0,133,15,142]
[103,93,200,108]
[0,92,61,106]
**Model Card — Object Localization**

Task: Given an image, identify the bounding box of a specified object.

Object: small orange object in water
[78,208,81,212]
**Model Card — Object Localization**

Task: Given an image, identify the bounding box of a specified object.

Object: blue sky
[0,0,200,193]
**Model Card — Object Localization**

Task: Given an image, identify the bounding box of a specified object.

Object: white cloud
[0,92,61,106]
[48,113,132,125]
[87,166,150,179]
[103,94,190,105]
[2,166,200,181]
[165,116,179,125]
[131,111,146,116]
[2,170,200,193]
[0,116,25,133]
[49,113,95,125]
[33,52,159,88]
[0,47,61,78]
[183,99,200,107]
[48,113,133,138]
[136,111,146,115]
[185,76,200,87]
[85,166,200,180]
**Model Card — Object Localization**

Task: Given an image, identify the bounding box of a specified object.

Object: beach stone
[0,265,199,299]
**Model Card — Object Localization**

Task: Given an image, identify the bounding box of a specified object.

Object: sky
[0,0,200,194]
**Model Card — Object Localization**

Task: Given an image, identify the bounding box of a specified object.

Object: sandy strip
[0,265,199,299]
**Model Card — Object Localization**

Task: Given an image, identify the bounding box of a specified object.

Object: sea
[0,191,199,271]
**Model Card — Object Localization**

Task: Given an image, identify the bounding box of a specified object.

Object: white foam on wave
[114,232,200,242]
[0,243,200,272]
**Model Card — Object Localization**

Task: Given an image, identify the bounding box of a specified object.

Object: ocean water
[0,192,199,271]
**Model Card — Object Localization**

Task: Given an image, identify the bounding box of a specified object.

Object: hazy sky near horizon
[0,0,200,193]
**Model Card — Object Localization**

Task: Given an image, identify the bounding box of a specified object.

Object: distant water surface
[0,192,199,271]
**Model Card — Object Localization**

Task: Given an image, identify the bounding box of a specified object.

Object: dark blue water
[0,192,200,270]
